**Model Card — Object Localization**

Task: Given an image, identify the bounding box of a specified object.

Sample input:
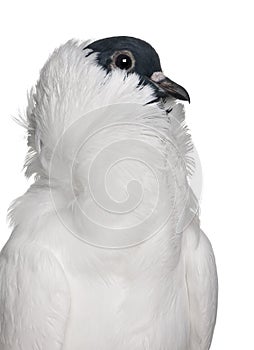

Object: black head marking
[85,36,162,78]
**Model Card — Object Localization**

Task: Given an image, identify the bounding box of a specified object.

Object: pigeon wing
[0,239,70,350]
[183,217,218,350]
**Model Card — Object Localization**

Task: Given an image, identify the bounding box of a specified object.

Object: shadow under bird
[0,36,218,350]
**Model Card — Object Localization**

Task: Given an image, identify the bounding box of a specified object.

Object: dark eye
[115,54,133,70]
[112,51,135,71]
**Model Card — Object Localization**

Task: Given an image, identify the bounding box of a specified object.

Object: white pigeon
[0,37,218,350]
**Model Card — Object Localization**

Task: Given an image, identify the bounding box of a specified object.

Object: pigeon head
[85,36,190,102]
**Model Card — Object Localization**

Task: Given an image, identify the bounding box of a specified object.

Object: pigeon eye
[115,54,132,70]
[112,51,135,71]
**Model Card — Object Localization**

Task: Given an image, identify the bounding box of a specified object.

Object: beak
[149,71,190,103]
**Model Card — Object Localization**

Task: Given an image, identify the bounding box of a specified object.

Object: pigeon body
[0,38,218,350]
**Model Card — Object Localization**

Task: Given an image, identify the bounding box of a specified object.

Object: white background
[0,1,253,348]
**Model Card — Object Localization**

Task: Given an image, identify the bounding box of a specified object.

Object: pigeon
[0,36,218,350]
